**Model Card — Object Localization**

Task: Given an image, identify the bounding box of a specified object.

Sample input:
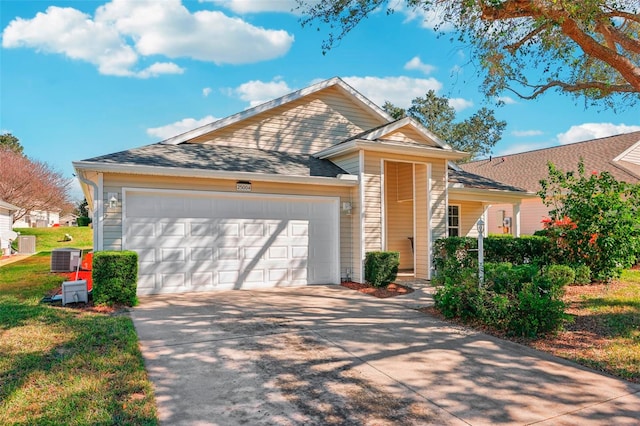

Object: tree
[0,149,73,223]
[383,90,506,159]
[538,160,640,281]
[75,198,90,218]
[0,133,24,156]
[299,1,640,107]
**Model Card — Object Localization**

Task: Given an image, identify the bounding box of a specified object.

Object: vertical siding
[385,162,414,269]
[414,164,429,279]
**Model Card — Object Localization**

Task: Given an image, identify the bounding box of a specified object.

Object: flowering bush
[538,160,640,281]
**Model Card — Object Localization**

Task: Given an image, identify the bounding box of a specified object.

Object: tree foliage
[0,149,73,222]
[0,133,24,156]
[538,160,640,281]
[299,0,640,107]
[383,90,506,160]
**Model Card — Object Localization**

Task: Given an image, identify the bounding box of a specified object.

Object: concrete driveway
[131,284,640,425]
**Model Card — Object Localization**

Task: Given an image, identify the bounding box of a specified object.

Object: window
[448,205,460,237]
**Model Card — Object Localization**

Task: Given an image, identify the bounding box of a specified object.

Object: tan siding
[195,87,385,155]
[414,164,429,278]
[385,127,438,146]
[363,153,382,253]
[486,199,549,236]
[385,162,413,269]
[430,159,447,242]
[102,173,357,280]
[331,152,360,175]
[458,201,485,237]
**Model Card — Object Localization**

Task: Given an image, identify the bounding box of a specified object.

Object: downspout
[76,173,100,252]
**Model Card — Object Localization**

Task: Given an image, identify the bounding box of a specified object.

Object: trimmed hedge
[433,235,552,273]
[92,251,138,306]
[77,216,92,227]
[364,251,399,288]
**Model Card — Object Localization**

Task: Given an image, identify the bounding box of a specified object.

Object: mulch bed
[340,281,414,298]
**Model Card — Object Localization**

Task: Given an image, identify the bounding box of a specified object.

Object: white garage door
[123,189,340,295]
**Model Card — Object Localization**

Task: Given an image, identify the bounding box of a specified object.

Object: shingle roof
[448,169,527,192]
[460,131,640,192]
[81,143,348,178]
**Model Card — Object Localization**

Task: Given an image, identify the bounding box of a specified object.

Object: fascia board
[448,187,537,203]
[72,161,359,187]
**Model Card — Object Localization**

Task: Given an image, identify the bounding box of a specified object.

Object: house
[460,131,640,235]
[73,77,531,295]
[60,213,79,227]
[0,200,20,256]
[12,209,60,228]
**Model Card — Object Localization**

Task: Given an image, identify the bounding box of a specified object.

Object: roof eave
[72,161,359,187]
[448,186,537,203]
[315,139,469,160]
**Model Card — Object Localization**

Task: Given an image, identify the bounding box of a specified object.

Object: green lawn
[0,251,157,424]
[14,226,93,252]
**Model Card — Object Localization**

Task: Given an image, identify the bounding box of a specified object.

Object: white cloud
[205,0,306,15]
[2,1,294,77]
[232,78,293,107]
[497,96,517,105]
[202,87,212,97]
[557,123,640,144]
[397,3,454,31]
[511,129,543,137]
[404,56,436,75]
[147,115,217,139]
[343,76,442,108]
[448,98,473,112]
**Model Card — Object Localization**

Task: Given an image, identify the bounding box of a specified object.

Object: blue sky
[2,0,639,200]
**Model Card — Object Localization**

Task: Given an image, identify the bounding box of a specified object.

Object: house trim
[315,139,469,161]
[73,161,360,187]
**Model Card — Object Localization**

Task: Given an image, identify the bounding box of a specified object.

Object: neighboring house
[0,200,20,256]
[13,209,61,228]
[460,131,640,235]
[74,77,530,295]
[60,213,79,227]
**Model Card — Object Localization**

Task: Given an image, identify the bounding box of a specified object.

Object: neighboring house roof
[460,131,640,192]
[0,200,20,212]
[79,143,348,178]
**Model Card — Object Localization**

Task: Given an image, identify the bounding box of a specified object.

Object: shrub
[573,265,591,285]
[77,216,92,227]
[364,251,399,288]
[92,251,138,306]
[544,265,576,288]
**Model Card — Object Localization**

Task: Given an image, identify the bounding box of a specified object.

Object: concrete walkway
[131,284,640,425]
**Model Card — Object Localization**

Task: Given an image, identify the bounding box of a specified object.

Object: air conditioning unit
[62,280,88,305]
[51,248,82,272]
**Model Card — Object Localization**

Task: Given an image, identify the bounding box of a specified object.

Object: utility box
[17,235,36,254]
[51,248,82,272]
[62,280,88,305]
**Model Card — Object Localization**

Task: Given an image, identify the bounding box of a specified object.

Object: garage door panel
[125,191,339,294]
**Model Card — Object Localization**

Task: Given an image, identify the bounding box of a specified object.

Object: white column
[514,202,521,237]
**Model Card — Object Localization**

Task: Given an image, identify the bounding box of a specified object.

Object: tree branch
[506,79,637,99]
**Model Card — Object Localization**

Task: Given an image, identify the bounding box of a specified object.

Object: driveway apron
[131,285,640,425]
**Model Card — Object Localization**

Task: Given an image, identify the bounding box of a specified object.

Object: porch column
[513,202,521,237]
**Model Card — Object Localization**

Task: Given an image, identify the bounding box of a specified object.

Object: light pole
[477,219,485,286]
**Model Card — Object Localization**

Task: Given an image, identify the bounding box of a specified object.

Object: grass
[14,226,93,252]
[525,269,640,383]
[0,251,157,424]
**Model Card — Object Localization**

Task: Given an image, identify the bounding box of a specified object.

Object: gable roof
[460,131,640,192]
[160,77,393,146]
[75,143,348,179]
